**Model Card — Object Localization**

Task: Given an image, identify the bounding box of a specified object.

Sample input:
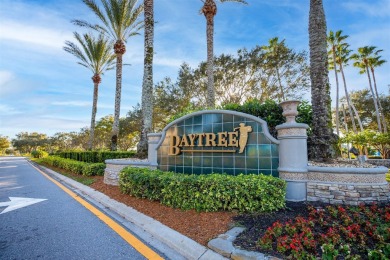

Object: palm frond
[64,32,115,76]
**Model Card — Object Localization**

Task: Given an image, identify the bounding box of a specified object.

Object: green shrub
[119,167,286,213]
[36,156,105,176]
[31,150,48,158]
[56,151,136,163]
[82,163,105,176]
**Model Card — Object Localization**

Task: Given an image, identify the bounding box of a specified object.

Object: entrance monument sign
[155,110,280,176]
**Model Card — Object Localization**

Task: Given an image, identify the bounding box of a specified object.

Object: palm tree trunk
[203,0,216,108]
[309,0,332,161]
[339,62,362,133]
[370,67,387,132]
[138,0,154,157]
[111,53,123,151]
[365,66,382,132]
[332,48,340,136]
[341,103,349,159]
[88,75,100,150]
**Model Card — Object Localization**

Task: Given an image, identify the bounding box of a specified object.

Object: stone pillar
[275,100,309,201]
[147,133,162,167]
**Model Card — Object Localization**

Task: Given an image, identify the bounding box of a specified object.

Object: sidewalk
[33,162,227,260]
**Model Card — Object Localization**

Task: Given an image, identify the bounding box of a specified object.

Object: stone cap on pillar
[147,133,162,145]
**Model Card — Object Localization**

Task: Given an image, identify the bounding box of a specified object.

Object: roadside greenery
[31,150,48,158]
[119,167,286,213]
[258,204,390,259]
[36,156,105,176]
[56,151,136,163]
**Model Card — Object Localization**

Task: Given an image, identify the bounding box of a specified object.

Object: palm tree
[64,32,115,150]
[351,46,382,132]
[334,42,364,133]
[137,0,154,157]
[367,52,387,132]
[309,0,332,161]
[327,30,346,136]
[201,0,247,108]
[73,0,144,151]
[262,37,287,102]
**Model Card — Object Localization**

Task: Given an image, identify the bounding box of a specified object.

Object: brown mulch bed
[90,176,236,246]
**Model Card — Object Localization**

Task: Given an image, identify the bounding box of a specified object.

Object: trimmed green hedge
[56,151,136,163]
[119,167,286,213]
[36,156,105,176]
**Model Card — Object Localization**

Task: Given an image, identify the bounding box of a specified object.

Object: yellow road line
[30,162,164,260]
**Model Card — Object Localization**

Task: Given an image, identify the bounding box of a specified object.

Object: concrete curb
[208,227,277,260]
[35,163,227,260]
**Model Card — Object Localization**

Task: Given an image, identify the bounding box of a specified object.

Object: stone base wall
[307,182,390,205]
[304,166,390,205]
[367,159,390,168]
[104,160,155,186]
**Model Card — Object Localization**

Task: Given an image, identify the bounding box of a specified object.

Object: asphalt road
[0,157,150,260]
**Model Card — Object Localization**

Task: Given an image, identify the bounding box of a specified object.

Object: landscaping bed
[234,201,390,259]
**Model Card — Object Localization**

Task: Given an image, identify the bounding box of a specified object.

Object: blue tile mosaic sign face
[155,110,280,176]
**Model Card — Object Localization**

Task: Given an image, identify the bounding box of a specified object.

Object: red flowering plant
[256,203,390,258]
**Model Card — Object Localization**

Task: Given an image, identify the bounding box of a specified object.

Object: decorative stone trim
[307,172,386,184]
[307,166,387,184]
[277,128,307,138]
[279,172,308,181]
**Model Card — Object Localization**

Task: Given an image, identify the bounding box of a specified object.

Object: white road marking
[0,197,47,214]
[0,166,17,168]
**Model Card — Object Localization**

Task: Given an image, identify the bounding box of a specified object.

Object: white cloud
[342,0,390,17]
[0,104,22,116]
[0,70,14,85]
[51,101,90,107]
[0,20,72,50]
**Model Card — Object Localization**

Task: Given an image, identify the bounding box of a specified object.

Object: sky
[0,0,389,140]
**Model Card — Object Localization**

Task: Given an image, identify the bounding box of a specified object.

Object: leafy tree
[93,115,114,149]
[0,135,10,154]
[138,0,154,157]
[261,38,310,102]
[170,45,309,108]
[12,132,49,154]
[351,46,382,132]
[309,0,332,160]
[73,0,144,151]
[64,32,115,150]
[49,132,76,152]
[261,37,291,101]
[368,131,390,158]
[201,0,247,108]
[342,130,390,158]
